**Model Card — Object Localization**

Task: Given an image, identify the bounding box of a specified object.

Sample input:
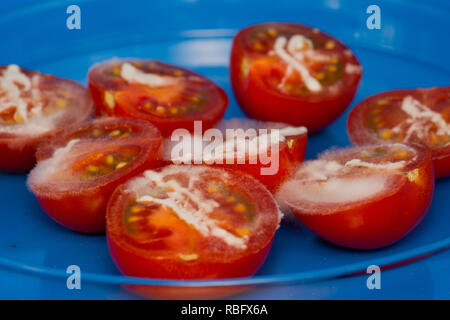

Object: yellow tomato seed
[329,58,339,64]
[267,28,277,37]
[394,150,409,160]
[178,253,199,261]
[236,228,251,237]
[104,91,115,109]
[315,73,325,80]
[328,65,337,72]
[105,155,115,165]
[207,185,218,193]
[156,106,166,114]
[233,203,247,213]
[130,207,144,214]
[115,162,127,170]
[109,130,121,137]
[86,165,99,174]
[174,70,184,77]
[14,113,24,123]
[225,197,235,204]
[128,216,144,222]
[55,99,67,108]
[325,41,335,49]
[380,130,393,139]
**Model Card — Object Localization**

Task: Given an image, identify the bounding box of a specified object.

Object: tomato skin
[107,233,272,280]
[106,166,280,281]
[285,145,434,250]
[230,23,362,133]
[28,118,164,234]
[347,87,450,178]
[88,59,228,137]
[0,136,40,173]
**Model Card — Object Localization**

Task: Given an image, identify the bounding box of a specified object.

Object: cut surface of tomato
[88,58,228,136]
[347,87,450,178]
[162,118,308,192]
[106,165,280,280]
[27,117,163,233]
[0,65,93,172]
[230,22,362,132]
[276,143,434,249]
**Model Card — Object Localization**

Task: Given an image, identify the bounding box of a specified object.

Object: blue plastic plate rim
[0,0,449,290]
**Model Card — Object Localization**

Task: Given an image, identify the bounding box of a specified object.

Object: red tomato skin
[290,154,434,249]
[230,23,362,133]
[88,60,228,137]
[107,233,273,280]
[34,154,163,234]
[0,137,39,173]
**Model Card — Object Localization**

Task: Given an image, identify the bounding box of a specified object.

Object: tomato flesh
[347,87,450,178]
[163,118,307,192]
[27,118,163,233]
[88,59,228,137]
[230,23,362,132]
[0,65,93,172]
[277,143,434,249]
[106,165,280,280]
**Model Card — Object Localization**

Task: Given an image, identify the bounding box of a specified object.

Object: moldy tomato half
[0,65,93,172]
[277,143,434,249]
[27,117,163,233]
[163,118,307,193]
[88,58,228,137]
[106,165,281,280]
[230,22,362,132]
[347,87,450,178]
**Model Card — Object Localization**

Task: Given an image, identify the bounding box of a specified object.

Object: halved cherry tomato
[163,118,307,192]
[347,87,450,178]
[27,118,163,233]
[88,58,228,137]
[106,165,280,280]
[230,22,362,132]
[277,143,434,249]
[0,65,93,172]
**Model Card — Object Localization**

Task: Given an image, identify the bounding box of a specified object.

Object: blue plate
[0,0,449,299]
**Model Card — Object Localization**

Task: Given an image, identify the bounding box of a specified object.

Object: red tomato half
[277,143,434,249]
[88,58,228,137]
[0,65,93,172]
[230,22,362,132]
[347,87,450,178]
[106,165,280,280]
[163,118,308,192]
[27,118,163,233]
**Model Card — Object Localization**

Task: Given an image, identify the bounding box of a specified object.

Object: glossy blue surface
[0,0,449,299]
